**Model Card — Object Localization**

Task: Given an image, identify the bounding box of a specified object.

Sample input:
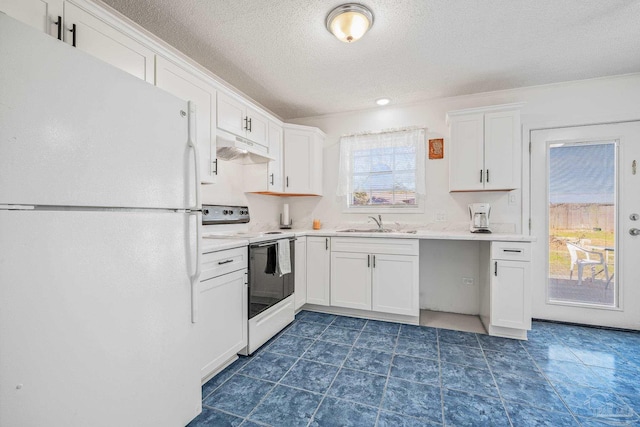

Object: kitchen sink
[337,228,417,234]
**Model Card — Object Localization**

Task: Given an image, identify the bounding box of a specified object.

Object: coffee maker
[469,203,491,233]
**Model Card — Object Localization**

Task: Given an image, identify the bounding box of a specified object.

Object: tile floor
[191,311,640,426]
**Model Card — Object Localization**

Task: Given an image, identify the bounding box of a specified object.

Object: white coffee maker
[469,203,491,233]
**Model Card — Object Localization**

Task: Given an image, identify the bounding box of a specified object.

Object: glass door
[530,122,640,328]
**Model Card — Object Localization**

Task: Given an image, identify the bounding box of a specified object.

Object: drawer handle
[503,249,522,253]
[218,259,234,265]
[495,261,498,276]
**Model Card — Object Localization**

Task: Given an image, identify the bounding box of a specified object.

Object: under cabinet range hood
[216,129,273,163]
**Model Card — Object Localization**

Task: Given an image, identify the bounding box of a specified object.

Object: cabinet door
[294,237,307,310]
[63,2,154,83]
[284,128,313,194]
[306,237,330,306]
[372,254,419,316]
[217,92,246,137]
[155,56,217,184]
[449,113,485,191]
[0,0,63,36]
[198,269,247,380]
[490,260,531,330]
[330,252,371,310]
[484,110,519,190]
[246,106,268,146]
[267,122,284,192]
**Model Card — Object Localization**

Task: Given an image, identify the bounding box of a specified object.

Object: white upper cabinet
[64,2,155,83]
[155,56,217,184]
[448,104,522,192]
[217,91,269,147]
[283,124,324,195]
[267,121,284,192]
[0,0,63,36]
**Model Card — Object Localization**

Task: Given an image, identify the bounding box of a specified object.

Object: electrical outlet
[435,212,447,222]
[508,193,517,206]
[462,278,474,286]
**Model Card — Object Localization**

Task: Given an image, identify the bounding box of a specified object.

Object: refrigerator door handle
[187,101,201,323]
[187,101,201,211]
[189,211,201,323]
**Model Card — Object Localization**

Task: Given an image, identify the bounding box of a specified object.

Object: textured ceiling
[101,0,640,120]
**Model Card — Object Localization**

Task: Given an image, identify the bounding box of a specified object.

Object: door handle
[480,169,483,183]
[494,261,498,276]
[69,23,77,47]
[248,117,252,132]
[244,116,248,131]
[286,176,289,188]
[54,16,62,40]
[373,255,376,268]
[270,173,274,185]
[325,238,328,250]
[486,169,490,183]
[630,228,640,236]
[367,255,370,267]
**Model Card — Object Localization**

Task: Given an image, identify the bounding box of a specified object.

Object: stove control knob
[223,210,228,215]
[229,210,234,215]
[203,209,209,215]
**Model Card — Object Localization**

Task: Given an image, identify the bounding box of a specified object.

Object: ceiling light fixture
[326,3,374,43]
[376,98,390,106]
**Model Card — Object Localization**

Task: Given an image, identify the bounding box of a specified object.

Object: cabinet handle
[286,176,289,188]
[494,261,498,276]
[325,238,328,250]
[54,16,62,40]
[243,116,248,131]
[218,259,233,265]
[212,159,218,175]
[269,173,274,185]
[69,23,77,47]
[486,169,490,183]
[373,255,376,268]
[248,117,252,132]
[503,249,522,253]
[480,169,483,183]
[367,255,370,267]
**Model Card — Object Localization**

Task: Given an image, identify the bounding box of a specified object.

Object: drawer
[331,237,419,256]
[201,246,248,281]
[491,241,531,261]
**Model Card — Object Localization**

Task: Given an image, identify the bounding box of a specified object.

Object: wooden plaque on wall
[429,138,444,159]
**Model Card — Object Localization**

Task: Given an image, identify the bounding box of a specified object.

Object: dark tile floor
[190,311,640,426]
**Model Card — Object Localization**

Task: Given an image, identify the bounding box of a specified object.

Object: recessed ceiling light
[376,98,390,106]
[326,3,374,43]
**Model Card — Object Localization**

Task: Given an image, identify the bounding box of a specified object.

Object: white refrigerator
[0,13,202,427]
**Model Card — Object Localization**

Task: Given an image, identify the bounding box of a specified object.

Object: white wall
[288,73,640,314]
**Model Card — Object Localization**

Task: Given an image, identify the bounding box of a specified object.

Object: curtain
[337,128,426,207]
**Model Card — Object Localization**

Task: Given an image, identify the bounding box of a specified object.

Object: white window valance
[337,128,426,210]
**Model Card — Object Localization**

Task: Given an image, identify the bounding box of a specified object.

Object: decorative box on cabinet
[330,238,419,317]
[306,236,330,306]
[447,103,523,192]
[155,56,217,183]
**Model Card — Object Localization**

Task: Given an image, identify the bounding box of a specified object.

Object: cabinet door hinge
[528,218,532,231]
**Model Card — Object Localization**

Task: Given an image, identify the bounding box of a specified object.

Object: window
[337,128,426,211]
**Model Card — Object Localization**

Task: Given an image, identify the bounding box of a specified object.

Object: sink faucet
[368,215,383,231]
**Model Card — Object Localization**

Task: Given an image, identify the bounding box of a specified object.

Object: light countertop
[292,229,535,242]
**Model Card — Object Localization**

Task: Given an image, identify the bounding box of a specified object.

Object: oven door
[248,239,295,319]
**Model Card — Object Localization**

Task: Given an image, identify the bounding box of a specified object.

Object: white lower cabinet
[331,251,371,310]
[306,236,330,306]
[491,259,531,330]
[372,253,419,316]
[330,238,419,317]
[294,236,307,310]
[481,241,532,339]
[198,248,248,381]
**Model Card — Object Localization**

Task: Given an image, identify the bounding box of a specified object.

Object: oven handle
[250,237,297,248]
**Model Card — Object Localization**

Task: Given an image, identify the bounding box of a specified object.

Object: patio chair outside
[566,242,610,288]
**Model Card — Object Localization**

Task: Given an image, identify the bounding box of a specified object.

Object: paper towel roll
[282,203,290,224]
